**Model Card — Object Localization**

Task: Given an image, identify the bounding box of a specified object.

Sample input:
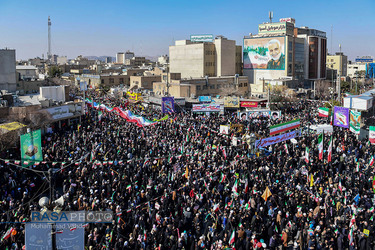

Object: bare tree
[315,80,330,100]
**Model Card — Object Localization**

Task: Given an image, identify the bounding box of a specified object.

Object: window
[239,83,243,87]
[109,78,114,84]
[101,79,104,84]
[217,84,221,89]
[203,85,208,90]
[197,85,201,91]
[210,85,215,89]
[244,82,248,87]
[119,78,124,84]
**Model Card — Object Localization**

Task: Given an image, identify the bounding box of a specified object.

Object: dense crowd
[0,92,374,250]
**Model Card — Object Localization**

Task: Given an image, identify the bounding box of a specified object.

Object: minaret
[48,16,51,60]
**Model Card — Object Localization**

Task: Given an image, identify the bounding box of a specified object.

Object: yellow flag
[310,174,314,187]
[261,186,272,201]
[185,166,189,179]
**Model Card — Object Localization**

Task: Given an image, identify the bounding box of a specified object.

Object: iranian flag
[318,133,323,160]
[284,144,289,154]
[220,173,226,183]
[318,107,329,117]
[222,147,227,159]
[338,179,342,192]
[1,227,14,241]
[305,147,310,163]
[348,227,354,246]
[327,136,333,163]
[269,119,300,136]
[232,179,239,197]
[369,156,374,166]
[349,214,356,229]
[229,230,235,245]
[370,126,375,145]
[244,178,249,194]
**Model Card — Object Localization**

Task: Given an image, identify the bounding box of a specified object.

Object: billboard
[198,96,212,103]
[349,110,361,134]
[243,37,285,70]
[241,101,258,108]
[192,104,223,112]
[333,106,350,128]
[20,129,43,163]
[355,58,373,63]
[258,22,294,35]
[224,96,240,108]
[190,34,214,43]
[161,97,175,114]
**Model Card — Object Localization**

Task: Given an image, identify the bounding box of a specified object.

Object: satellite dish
[39,197,50,208]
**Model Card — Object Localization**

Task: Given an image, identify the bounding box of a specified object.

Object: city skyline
[1,0,374,61]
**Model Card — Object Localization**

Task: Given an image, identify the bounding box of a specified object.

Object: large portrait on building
[243,37,285,70]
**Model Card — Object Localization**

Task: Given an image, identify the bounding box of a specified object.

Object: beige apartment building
[130,75,161,90]
[153,74,249,98]
[327,52,348,77]
[169,36,242,79]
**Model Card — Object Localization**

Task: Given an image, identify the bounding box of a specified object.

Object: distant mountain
[84,55,159,63]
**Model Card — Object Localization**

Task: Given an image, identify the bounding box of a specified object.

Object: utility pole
[49,168,57,250]
[166,65,169,96]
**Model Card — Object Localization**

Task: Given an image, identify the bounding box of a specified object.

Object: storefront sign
[241,101,258,108]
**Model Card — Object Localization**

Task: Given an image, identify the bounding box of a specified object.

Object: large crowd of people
[0,91,374,250]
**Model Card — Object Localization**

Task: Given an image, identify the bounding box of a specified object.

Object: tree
[48,66,62,78]
[315,80,330,100]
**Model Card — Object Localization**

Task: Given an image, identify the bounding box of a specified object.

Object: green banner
[349,110,361,135]
[153,115,169,122]
[20,129,43,164]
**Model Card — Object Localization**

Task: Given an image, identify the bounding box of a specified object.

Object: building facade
[243,20,327,94]
[153,75,249,98]
[0,49,17,93]
[327,52,348,77]
[130,75,161,90]
[169,36,242,79]
[116,52,125,64]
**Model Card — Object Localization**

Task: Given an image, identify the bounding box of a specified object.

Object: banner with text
[161,97,175,114]
[333,106,350,128]
[255,129,301,149]
[349,110,361,134]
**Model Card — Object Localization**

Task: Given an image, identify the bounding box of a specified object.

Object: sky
[1,0,374,61]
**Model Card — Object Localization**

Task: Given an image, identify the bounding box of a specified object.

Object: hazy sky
[1,0,374,61]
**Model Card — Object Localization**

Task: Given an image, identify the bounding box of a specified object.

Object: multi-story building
[0,49,17,93]
[116,52,125,64]
[57,56,68,65]
[347,57,372,79]
[169,35,242,79]
[130,75,161,90]
[125,57,146,67]
[125,51,135,60]
[153,74,249,98]
[243,19,327,94]
[327,52,348,77]
[16,65,38,81]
